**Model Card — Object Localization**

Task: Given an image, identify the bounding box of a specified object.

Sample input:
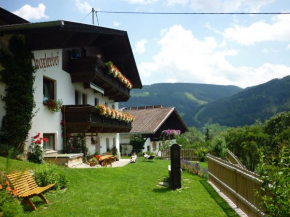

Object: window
[75,91,79,105]
[82,94,87,105]
[95,98,99,106]
[113,138,116,147]
[105,102,108,107]
[43,134,55,150]
[43,77,55,101]
[147,146,150,152]
[112,104,115,109]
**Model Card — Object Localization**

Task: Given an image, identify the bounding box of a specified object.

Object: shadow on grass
[152,186,171,193]
[200,180,239,217]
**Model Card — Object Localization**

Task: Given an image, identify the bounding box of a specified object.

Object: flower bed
[105,61,133,89]
[96,104,135,123]
[181,160,208,179]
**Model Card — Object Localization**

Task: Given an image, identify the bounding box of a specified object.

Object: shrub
[0,143,22,159]
[130,135,145,153]
[212,136,227,158]
[196,147,208,162]
[257,145,290,217]
[0,149,23,216]
[145,151,154,156]
[33,164,68,190]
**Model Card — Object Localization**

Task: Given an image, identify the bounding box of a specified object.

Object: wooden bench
[7,171,55,210]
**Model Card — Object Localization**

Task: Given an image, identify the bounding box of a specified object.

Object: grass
[0,157,238,217]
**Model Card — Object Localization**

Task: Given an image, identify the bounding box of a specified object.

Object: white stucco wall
[119,134,162,156]
[0,48,120,154]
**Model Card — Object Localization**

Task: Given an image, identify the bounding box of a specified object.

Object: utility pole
[92,8,95,25]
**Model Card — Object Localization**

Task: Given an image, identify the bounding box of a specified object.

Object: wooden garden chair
[7,171,55,210]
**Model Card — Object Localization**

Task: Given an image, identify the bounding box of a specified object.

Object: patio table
[99,155,114,167]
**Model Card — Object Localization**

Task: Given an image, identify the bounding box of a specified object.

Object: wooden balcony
[69,57,130,102]
[63,105,132,133]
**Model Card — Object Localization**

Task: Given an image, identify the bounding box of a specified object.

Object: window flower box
[43,99,63,112]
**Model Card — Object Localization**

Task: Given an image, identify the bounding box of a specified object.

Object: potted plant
[88,156,98,166]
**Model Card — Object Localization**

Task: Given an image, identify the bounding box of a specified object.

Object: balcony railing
[69,57,130,102]
[62,105,132,133]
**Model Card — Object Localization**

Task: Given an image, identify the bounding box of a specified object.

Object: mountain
[122,83,243,126]
[195,76,290,127]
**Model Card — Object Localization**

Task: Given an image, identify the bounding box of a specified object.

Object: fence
[207,154,264,217]
[226,150,246,169]
[161,149,199,161]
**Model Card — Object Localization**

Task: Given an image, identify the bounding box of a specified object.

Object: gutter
[0,21,64,32]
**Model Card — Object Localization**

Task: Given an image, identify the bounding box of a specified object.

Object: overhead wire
[96,11,100,26]
[97,11,290,15]
[80,11,92,22]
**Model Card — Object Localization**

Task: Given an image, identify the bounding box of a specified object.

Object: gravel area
[69,159,131,168]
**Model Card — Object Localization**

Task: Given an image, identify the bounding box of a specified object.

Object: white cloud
[138,25,290,88]
[166,78,178,83]
[287,44,290,49]
[134,39,148,54]
[224,14,290,45]
[75,0,92,13]
[167,0,275,12]
[13,4,49,21]
[113,21,120,26]
[124,0,158,5]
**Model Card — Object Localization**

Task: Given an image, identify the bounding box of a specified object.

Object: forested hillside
[195,76,290,127]
[122,83,242,126]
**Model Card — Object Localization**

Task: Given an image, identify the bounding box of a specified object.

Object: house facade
[0,8,142,158]
[120,105,188,155]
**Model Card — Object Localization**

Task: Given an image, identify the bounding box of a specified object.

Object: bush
[0,143,22,159]
[145,151,154,156]
[33,164,68,190]
[196,147,208,162]
[0,149,23,216]
[257,145,290,217]
[212,136,227,158]
[130,135,145,153]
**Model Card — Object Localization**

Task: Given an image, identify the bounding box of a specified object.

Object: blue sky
[2,0,290,88]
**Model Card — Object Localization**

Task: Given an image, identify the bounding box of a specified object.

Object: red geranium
[43,138,48,143]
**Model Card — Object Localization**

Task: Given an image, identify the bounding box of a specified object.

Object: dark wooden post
[170,144,181,190]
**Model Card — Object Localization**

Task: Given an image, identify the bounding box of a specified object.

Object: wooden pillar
[170,143,181,190]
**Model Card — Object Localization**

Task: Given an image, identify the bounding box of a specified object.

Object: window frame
[43,133,56,150]
[43,77,55,101]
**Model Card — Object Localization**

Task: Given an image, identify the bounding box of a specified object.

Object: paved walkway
[69,159,131,168]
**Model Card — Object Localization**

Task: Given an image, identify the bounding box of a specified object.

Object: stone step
[44,150,58,156]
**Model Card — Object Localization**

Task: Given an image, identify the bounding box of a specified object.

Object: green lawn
[0,157,238,217]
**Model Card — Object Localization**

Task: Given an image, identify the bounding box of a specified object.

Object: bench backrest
[7,171,38,196]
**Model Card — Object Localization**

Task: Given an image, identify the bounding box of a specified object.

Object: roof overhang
[0,20,142,88]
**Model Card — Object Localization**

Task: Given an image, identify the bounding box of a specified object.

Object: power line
[97,11,290,15]
[96,12,100,26]
[80,11,92,22]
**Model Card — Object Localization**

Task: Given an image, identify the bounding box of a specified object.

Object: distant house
[120,105,188,155]
[0,7,142,162]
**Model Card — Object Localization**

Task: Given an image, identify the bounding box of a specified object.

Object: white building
[0,8,142,163]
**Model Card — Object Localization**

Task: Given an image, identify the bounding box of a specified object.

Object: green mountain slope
[122,83,242,126]
[195,76,290,127]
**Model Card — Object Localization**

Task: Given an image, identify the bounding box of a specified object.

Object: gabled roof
[0,7,29,26]
[125,105,188,134]
[0,19,142,88]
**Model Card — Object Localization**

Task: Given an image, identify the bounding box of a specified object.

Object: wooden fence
[226,150,246,169]
[161,149,199,161]
[207,154,264,217]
